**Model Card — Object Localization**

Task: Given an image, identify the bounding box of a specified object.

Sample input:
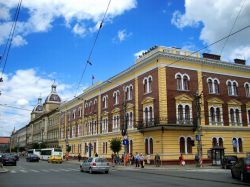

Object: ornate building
[59,46,250,162]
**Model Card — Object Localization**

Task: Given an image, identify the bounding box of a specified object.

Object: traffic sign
[196,135,201,141]
[123,139,129,145]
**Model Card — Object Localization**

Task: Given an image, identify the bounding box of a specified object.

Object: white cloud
[171,0,250,63]
[134,50,146,58]
[73,23,86,36]
[113,29,132,43]
[12,35,27,47]
[0,69,75,136]
[0,0,137,47]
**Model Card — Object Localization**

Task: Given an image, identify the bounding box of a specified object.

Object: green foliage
[66,145,71,152]
[31,143,39,149]
[110,137,122,154]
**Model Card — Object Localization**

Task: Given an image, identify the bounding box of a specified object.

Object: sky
[0,0,250,136]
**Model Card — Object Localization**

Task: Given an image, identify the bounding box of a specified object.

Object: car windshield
[227,156,237,160]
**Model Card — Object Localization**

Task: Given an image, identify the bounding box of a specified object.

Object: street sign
[123,139,129,145]
[196,135,201,141]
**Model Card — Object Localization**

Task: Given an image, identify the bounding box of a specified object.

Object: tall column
[158,65,168,124]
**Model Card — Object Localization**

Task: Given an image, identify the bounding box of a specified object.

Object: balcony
[137,118,194,132]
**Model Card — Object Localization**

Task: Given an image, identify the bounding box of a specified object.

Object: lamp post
[195,92,202,167]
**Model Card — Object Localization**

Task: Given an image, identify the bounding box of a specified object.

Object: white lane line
[10,170,17,173]
[41,169,49,172]
[69,168,79,171]
[19,170,28,173]
[60,169,71,171]
[30,169,40,173]
[50,169,59,172]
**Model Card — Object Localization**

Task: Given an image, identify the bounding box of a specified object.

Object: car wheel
[80,166,83,172]
[231,170,236,179]
[14,163,16,166]
[105,170,109,174]
[89,167,93,174]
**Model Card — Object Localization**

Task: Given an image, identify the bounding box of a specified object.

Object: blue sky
[0,0,250,136]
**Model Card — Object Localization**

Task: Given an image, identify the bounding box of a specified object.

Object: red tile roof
[0,137,10,144]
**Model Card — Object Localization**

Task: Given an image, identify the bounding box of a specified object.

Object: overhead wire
[0,0,22,80]
[75,0,112,97]
[220,0,246,56]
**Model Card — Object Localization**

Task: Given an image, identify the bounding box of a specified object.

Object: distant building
[0,137,10,152]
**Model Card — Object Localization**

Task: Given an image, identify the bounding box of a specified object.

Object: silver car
[80,157,110,174]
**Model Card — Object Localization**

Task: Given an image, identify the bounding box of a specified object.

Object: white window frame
[209,105,223,126]
[207,77,220,94]
[244,82,250,97]
[102,95,108,109]
[112,115,120,132]
[176,103,192,125]
[228,107,242,126]
[175,73,190,91]
[226,80,238,96]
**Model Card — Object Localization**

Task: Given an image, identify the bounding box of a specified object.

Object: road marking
[10,170,17,173]
[19,170,28,173]
[69,168,79,171]
[41,169,49,172]
[60,169,71,172]
[50,169,59,172]
[30,169,40,173]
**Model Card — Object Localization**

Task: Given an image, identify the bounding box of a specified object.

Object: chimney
[234,58,246,65]
[202,53,221,60]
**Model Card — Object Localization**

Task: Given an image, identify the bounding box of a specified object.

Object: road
[0,158,248,187]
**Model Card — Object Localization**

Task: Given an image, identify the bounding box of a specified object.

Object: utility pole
[195,92,203,167]
[122,89,128,166]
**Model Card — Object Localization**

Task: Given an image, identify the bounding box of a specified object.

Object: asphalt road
[0,158,248,187]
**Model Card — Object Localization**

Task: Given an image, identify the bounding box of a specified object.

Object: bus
[40,148,63,160]
[27,149,41,158]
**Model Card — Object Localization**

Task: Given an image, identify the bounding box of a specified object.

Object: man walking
[135,152,140,167]
[140,153,144,168]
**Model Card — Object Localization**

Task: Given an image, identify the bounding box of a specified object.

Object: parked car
[48,155,63,164]
[221,155,238,169]
[80,157,110,174]
[26,154,39,162]
[1,154,17,166]
[231,157,250,182]
[13,153,19,161]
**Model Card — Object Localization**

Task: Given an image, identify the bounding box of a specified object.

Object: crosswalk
[9,168,79,174]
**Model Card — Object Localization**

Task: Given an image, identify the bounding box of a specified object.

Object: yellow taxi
[48,155,63,164]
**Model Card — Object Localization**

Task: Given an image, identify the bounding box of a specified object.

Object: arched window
[180,137,185,154]
[216,108,221,123]
[187,137,192,154]
[248,109,250,125]
[184,105,190,120]
[183,75,189,90]
[145,138,149,155]
[233,82,238,96]
[143,79,148,93]
[214,80,219,94]
[212,137,217,147]
[178,105,183,121]
[230,109,235,125]
[208,79,213,93]
[245,83,250,97]
[149,138,153,154]
[227,81,232,95]
[238,138,243,152]
[129,85,133,100]
[235,109,240,124]
[232,138,237,153]
[149,106,153,122]
[148,76,152,92]
[144,107,148,124]
[210,107,215,124]
[176,75,182,90]
[129,112,133,128]
[125,87,129,100]
[219,138,223,147]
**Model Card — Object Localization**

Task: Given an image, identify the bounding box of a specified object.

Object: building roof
[45,84,61,103]
[0,137,10,144]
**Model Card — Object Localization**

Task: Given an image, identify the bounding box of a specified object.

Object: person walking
[135,152,140,167]
[78,153,81,162]
[155,153,160,167]
[140,153,144,168]
[195,153,199,167]
[179,154,185,166]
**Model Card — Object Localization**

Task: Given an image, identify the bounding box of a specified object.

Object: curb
[0,168,9,173]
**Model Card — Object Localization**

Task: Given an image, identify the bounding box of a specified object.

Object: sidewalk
[65,159,222,172]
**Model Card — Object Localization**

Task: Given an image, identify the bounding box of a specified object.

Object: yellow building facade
[58,46,250,163]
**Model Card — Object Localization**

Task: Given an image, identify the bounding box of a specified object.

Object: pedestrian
[111,153,115,165]
[140,153,144,168]
[129,153,134,165]
[155,153,160,167]
[125,153,129,166]
[195,153,199,167]
[78,153,81,162]
[179,154,185,166]
[135,152,140,167]
[146,154,151,165]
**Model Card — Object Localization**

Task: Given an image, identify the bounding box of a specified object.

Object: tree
[110,137,122,154]
[66,145,71,153]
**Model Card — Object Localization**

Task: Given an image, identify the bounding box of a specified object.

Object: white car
[80,157,110,174]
